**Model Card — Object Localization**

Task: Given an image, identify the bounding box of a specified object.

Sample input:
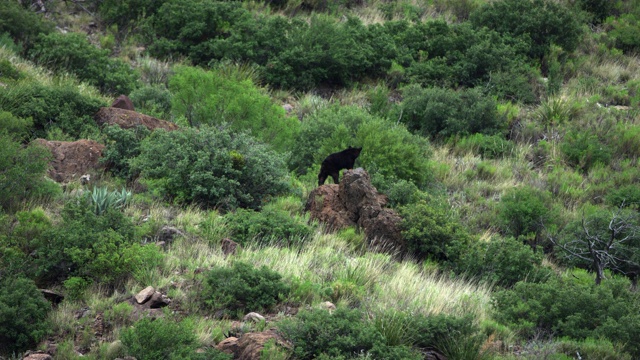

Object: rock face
[306,168,405,252]
[94,107,179,131]
[32,139,105,183]
[111,95,135,111]
[216,329,291,360]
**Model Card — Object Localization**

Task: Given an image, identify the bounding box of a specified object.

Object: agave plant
[89,186,132,216]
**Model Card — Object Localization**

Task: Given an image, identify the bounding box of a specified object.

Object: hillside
[1,0,640,359]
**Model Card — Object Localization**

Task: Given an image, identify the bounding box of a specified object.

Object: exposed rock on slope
[32,139,105,183]
[305,168,405,252]
[94,107,179,131]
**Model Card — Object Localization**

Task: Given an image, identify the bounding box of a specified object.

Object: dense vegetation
[2,0,640,358]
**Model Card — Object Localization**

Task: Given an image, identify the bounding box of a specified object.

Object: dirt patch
[94,107,179,131]
[32,139,105,183]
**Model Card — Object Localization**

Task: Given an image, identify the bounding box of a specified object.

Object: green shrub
[29,32,138,95]
[131,126,290,210]
[470,0,582,62]
[169,65,298,152]
[493,271,640,357]
[453,133,514,159]
[0,1,54,52]
[399,197,471,262]
[497,186,557,246]
[202,262,290,316]
[99,0,167,32]
[0,82,104,139]
[88,186,132,216]
[128,84,172,119]
[278,307,422,360]
[555,337,631,360]
[120,317,231,360]
[398,85,503,140]
[561,130,612,173]
[101,125,151,179]
[63,276,90,301]
[458,236,550,287]
[408,314,487,360]
[0,58,22,81]
[0,277,51,356]
[606,13,640,53]
[224,208,311,247]
[606,184,640,208]
[0,134,59,212]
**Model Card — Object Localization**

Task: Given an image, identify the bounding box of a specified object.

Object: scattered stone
[40,289,64,305]
[217,330,291,360]
[111,95,135,111]
[283,103,294,114]
[243,312,265,323]
[320,301,336,311]
[147,291,171,308]
[80,174,91,185]
[157,226,185,246]
[23,351,52,360]
[94,107,179,131]
[221,238,239,256]
[135,286,155,304]
[216,337,239,355]
[32,139,105,183]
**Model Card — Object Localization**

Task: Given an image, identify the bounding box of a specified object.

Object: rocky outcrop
[32,139,105,183]
[111,95,135,111]
[306,168,405,253]
[94,107,179,131]
[216,329,291,360]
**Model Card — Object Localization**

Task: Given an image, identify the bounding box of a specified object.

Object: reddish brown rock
[221,238,240,256]
[94,107,178,131]
[111,95,135,111]
[32,139,105,183]
[306,168,405,253]
[217,329,291,360]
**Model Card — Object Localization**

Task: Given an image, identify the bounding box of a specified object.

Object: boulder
[243,312,265,323]
[217,329,291,360]
[32,139,105,183]
[306,168,405,252]
[94,107,179,131]
[221,238,239,256]
[135,286,155,304]
[111,95,135,111]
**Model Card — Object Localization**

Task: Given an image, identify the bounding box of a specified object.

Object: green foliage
[470,0,582,62]
[458,236,551,287]
[0,277,51,356]
[202,262,290,316]
[278,307,421,360]
[399,197,471,262]
[63,276,90,301]
[101,125,151,179]
[29,32,138,95]
[606,184,640,208]
[561,130,612,173]
[606,14,640,53]
[398,85,503,140]
[289,105,432,189]
[88,186,132,216]
[408,314,488,360]
[0,134,59,212]
[169,65,298,152]
[0,58,22,81]
[453,133,515,159]
[0,1,54,52]
[0,82,104,139]
[224,208,311,247]
[129,84,172,119]
[497,186,557,244]
[493,271,640,357]
[99,0,166,32]
[120,316,232,360]
[555,337,631,360]
[132,126,290,210]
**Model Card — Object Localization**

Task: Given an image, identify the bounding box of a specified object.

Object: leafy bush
[101,125,151,179]
[99,0,167,32]
[131,126,290,210]
[0,58,22,81]
[606,184,640,208]
[408,313,486,359]
[0,82,104,139]
[29,32,138,95]
[493,271,640,357]
[561,130,612,173]
[606,13,640,53]
[224,208,311,247]
[398,85,503,140]
[120,317,231,360]
[399,197,471,262]
[0,134,59,212]
[278,307,421,360]
[129,84,172,119]
[470,0,582,62]
[0,277,51,356]
[202,262,290,316]
[497,186,557,246]
[289,105,432,189]
[169,65,298,152]
[88,186,132,215]
[458,236,550,287]
[0,1,54,52]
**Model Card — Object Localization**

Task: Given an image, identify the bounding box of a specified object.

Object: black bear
[318,146,362,186]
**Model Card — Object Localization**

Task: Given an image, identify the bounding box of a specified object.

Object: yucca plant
[89,186,131,215]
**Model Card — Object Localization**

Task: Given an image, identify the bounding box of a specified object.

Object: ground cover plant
[2,0,640,358]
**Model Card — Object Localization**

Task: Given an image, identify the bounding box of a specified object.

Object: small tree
[552,207,640,285]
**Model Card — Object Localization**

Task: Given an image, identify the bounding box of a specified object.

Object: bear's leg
[330,172,340,184]
[318,171,328,186]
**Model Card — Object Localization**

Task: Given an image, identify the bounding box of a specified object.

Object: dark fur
[318,146,362,185]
